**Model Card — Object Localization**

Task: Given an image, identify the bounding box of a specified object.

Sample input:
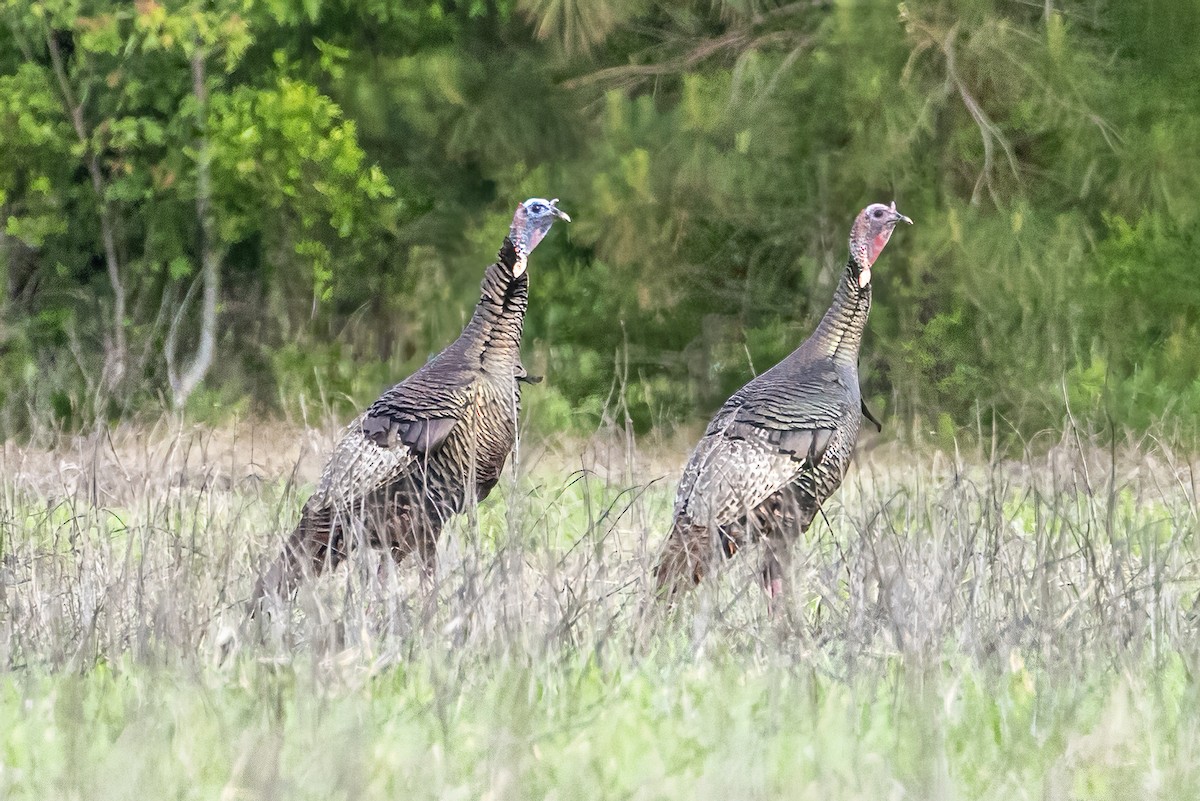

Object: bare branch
[168,48,222,409]
[562,1,821,92]
[134,278,176,384]
[164,271,200,394]
[563,28,751,90]
[754,39,809,107]
[940,27,1020,205]
[45,26,128,390]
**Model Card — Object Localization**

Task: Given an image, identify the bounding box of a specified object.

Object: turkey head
[509,198,571,275]
[849,201,912,288]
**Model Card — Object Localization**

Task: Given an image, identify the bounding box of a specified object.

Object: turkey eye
[530,203,546,214]
[872,209,884,219]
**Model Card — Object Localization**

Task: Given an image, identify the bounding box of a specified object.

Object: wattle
[867,231,892,267]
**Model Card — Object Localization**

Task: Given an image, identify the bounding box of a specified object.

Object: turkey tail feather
[248,505,341,616]
[653,522,720,601]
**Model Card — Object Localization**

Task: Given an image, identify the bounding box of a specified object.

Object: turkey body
[254,236,533,604]
[655,202,909,597]
[673,354,862,548]
[303,347,522,570]
[657,276,868,592]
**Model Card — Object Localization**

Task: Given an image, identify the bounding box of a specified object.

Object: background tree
[1,0,1198,445]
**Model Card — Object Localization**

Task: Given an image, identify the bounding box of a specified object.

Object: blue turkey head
[509,198,570,273]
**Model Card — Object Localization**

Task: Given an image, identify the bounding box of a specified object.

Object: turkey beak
[550,199,571,223]
[888,202,912,226]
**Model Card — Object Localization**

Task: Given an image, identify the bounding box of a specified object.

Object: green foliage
[4,657,1197,799]
[1,0,1198,441]
[0,0,403,427]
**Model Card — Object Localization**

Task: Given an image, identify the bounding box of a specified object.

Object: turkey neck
[802,257,871,367]
[459,237,528,373]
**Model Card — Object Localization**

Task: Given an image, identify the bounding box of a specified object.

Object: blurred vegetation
[0,0,1198,443]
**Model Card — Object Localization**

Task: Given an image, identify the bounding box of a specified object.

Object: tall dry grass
[2,417,1197,678]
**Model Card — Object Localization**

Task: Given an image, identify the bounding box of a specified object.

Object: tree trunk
[166,48,221,409]
[45,29,128,393]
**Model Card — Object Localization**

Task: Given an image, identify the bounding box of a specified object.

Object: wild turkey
[654,201,911,601]
[253,198,569,607]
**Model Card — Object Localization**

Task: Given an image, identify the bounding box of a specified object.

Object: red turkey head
[849,201,912,288]
[509,197,570,275]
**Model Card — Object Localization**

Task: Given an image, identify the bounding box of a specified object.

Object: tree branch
[563,0,821,92]
[939,26,1020,206]
[568,29,742,86]
[168,47,221,409]
[45,26,128,390]
[164,272,195,394]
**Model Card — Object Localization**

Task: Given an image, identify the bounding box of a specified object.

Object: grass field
[2,420,1200,799]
